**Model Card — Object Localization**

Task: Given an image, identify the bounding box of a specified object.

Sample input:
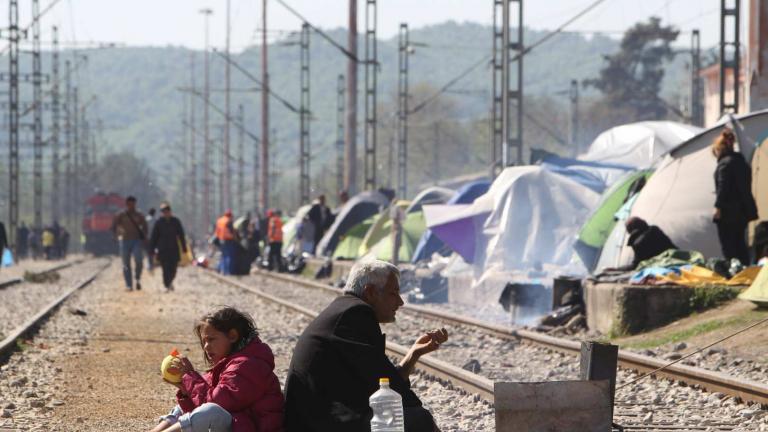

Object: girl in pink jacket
[149,307,284,432]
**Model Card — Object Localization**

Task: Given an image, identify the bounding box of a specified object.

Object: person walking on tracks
[112,195,149,291]
[215,209,237,275]
[150,202,187,292]
[712,128,759,264]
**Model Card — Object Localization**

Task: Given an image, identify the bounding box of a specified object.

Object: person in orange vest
[215,209,237,275]
[267,209,284,272]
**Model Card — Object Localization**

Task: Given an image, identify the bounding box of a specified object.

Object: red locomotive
[83,192,123,255]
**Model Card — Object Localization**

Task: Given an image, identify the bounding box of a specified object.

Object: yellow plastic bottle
[160,348,183,383]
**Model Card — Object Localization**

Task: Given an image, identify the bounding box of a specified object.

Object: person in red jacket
[149,307,284,432]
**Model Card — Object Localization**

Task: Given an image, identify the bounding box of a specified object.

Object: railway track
[0,258,110,363]
[204,269,766,430]
[244,269,768,406]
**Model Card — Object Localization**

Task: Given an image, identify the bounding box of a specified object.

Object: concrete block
[584,280,693,335]
[495,380,612,432]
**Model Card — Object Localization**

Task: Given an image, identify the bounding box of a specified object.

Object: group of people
[112,196,188,292]
[3,221,71,261]
[212,209,276,275]
[617,128,760,271]
[149,260,445,432]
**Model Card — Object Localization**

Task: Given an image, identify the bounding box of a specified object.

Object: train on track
[83,192,122,256]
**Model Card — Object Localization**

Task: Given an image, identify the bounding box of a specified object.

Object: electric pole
[224,0,232,211]
[363,0,377,190]
[719,0,740,115]
[396,23,409,199]
[188,52,198,235]
[64,60,72,228]
[237,104,245,213]
[501,0,523,167]
[299,22,311,204]
[260,0,270,211]
[51,26,61,222]
[490,0,503,177]
[32,0,43,229]
[691,29,704,126]
[200,8,213,228]
[7,0,20,246]
[344,0,358,194]
[335,74,345,196]
[569,79,579,155]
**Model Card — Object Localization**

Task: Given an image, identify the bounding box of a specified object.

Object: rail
[0,259,110,361]
[244,269,768,405]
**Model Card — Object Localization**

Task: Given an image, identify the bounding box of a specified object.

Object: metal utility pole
[51,26,61,222]
[363,0,377,190]
[188,53,198,235]
[299,22,311,204]
[200,8,213,228]
[691,29,704,126]
[720,0,741,115]
[224,0,232,211]
[569,79,579,155]
[64,60,72,227]
[396,23,409,199]
[7,0,20,246]
[237,104,245,213]
[260,0,270,211]
[72,86,79,219]
[32,0,43,229]
[490,0,503,177]
[432,122,440,184]
[344,0,358,194]
[501,0,524,167]
[335,74,345,196]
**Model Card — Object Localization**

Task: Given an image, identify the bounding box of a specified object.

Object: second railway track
[206,269,767,431]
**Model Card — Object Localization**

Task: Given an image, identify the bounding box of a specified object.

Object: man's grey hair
[343,260,400,296]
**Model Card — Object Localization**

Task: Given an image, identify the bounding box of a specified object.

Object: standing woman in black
[712,129,759,264]
[150,202,188,291]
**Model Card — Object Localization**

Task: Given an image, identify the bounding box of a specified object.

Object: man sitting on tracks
[284,260,447,432]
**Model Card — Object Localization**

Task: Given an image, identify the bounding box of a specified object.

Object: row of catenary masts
[3,0,104,249]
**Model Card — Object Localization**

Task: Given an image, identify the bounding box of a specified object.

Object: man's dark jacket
[149,216,187,263]
[284,294,423,432]
[715,152,758,224]
[628,225,677,268]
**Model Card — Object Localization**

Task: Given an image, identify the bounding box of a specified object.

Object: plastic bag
[178,240,193,267]
[2,248,14,267]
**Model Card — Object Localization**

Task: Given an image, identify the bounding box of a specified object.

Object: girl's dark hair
[194,307,259,365]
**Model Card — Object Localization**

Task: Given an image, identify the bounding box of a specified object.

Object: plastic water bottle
[370,377,405,432]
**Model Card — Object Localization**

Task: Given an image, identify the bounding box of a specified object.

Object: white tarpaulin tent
[597,110,768,269]
[579,121,701,168]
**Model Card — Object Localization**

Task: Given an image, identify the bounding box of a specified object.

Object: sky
[12,0,740,52]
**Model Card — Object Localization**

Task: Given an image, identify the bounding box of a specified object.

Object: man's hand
[410,328,449,359]
[713,207,721,221]
[398,328,449,380]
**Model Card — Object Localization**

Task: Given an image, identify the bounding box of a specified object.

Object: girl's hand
[178,357,195,374]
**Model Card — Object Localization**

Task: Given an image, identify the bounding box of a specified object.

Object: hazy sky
[15,0,739,51]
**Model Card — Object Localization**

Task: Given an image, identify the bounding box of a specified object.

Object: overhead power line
[0,0,64,55]
[212,48,301,114]
[410,0,611,115]
[274,0,361,63]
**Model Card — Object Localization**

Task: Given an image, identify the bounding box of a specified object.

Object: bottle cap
[379,377,390,385]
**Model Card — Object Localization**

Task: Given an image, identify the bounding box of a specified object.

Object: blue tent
[411,180,490,263]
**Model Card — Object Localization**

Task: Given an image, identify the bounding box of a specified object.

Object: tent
[358,201,410,257]
[597,110,768,269]
[362,210,428,262]
[579,121,701,168]
[332,215,378,260]
[574,170,652,272]
[405,186,454,213]
[282,205,312,255]
[411,180,490,263]
[316,190,390,257]
[739,265,768,306]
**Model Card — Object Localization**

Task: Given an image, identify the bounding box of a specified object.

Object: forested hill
[54,21,689,208]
